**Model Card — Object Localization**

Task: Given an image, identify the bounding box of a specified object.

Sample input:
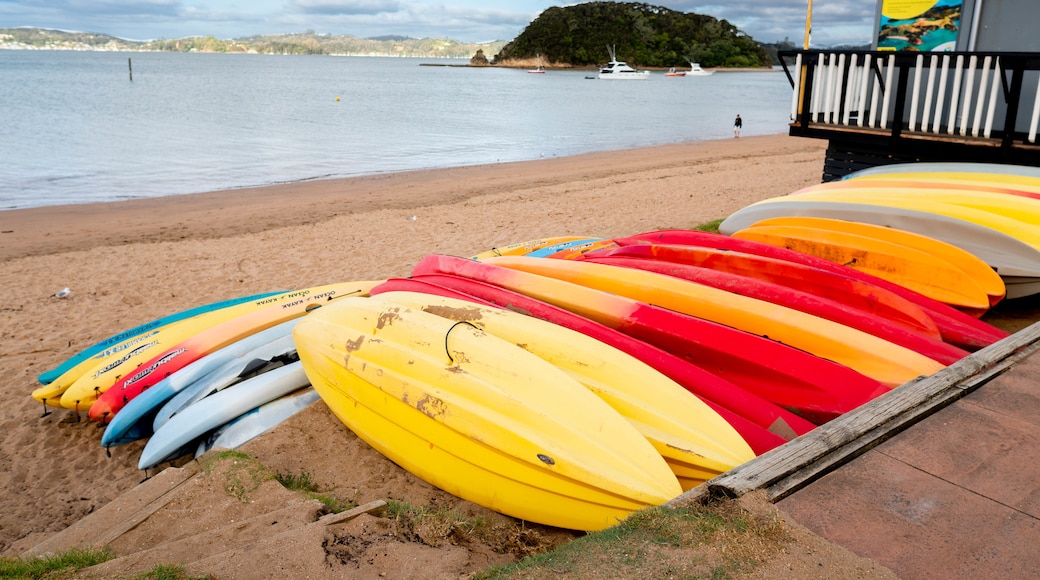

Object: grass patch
[200,449,273,502]
[384,500,554,557]
[691,219,723,233]
[133,563,212,579]
[473,499,788,579]
[0,546,114,578]
[275,470,355,514]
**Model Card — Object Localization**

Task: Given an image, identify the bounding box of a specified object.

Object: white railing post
[822,53,835,123]
[1030,73,1040,143]
[843,54,858,125]
[960,55,978,137]
[983,58,1001,139]
[948,55,964,134]
[909,54,924,131]
[880,54,895,130]
[972,56,992,136]
[932,55,950,133]
[791,53,803,121]
[869,56,882,128]
[922,55,938,133]
[857,54,872,127]
[811,55,825,122]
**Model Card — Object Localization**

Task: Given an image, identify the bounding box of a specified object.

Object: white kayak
[195,387,320,457]
[151,333,298,432]
[138,361,310,470]
[100,318,300,448]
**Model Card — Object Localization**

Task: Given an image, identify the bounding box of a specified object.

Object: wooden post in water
[128,57,133,82]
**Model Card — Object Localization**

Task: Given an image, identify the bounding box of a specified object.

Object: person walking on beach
[733,114,742,137]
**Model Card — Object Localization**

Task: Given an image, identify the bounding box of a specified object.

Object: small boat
[598,45,650,80]
[686,62,715,76]
[665,67,686,77]
[527,54,547,74]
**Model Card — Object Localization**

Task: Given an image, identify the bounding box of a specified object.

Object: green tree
[494,1,770,68]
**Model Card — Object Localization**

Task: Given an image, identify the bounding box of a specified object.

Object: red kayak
[371,275,797,453]
[581,242,940,337]
[616,230,1009,351]
[580,254,969,366]
[412,255,891,426]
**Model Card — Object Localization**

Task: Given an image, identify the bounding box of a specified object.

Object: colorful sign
[877,0,962,52]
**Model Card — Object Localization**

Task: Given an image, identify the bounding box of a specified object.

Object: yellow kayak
[31,326,169,409]
[730,223,991,312]
[293,297,682,531]
[369,291,755,489]
[772,192,1040,251]
[744,216,1006,307]
[55,281,378,411]
[791,185,1040,237]
[849,172,1040,195]
[483,256,946,388]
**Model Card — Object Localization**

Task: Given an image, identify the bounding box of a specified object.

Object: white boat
[598,46,650,80]
[527,55,546,74]
[686,62,714,76]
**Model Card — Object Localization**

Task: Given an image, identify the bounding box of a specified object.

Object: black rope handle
[444,320,480,363]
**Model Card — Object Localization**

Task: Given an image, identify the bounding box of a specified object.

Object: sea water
[0,50,794,210]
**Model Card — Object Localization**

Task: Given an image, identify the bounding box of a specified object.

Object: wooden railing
[778,49,1040,150]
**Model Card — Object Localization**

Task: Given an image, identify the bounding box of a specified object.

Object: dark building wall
[973,0,1040,51]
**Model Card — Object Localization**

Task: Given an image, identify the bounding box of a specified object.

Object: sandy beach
[0,134,926,576]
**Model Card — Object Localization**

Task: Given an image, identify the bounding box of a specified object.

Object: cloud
[30,0,182,18]
[274,2,532,41]
[0,0,880,46]
[291,0,402,16]
[665,0,878,44]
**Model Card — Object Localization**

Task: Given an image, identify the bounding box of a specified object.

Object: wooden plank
[23,463,200,557]
[670,320,1040,507]
[318,499,388,526]
[97,465,203,547]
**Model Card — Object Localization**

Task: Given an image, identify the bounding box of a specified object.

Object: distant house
[780,0,1040,179]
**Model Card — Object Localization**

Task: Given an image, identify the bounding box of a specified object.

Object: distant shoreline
[0,47,780,73]
[424,62,780,72]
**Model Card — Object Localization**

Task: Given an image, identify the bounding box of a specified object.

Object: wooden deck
[672,320,1040,576]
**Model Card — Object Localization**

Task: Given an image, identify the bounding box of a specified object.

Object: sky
[0,0,880,47]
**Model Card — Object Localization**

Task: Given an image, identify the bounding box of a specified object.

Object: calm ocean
[0,50,793,210]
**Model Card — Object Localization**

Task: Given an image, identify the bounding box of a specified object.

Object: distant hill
[0,27,507,58]
[494,1,771,68]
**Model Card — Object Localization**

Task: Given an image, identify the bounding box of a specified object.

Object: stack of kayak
[290,228,1008,529]
[34,202,1016,530]
[717,162,1040,300]
[31,282,379,469]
